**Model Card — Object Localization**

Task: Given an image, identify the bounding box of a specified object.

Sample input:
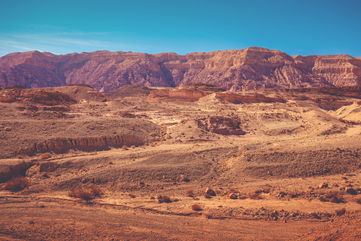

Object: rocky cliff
[20,135,145,155]
[1,47,360,92]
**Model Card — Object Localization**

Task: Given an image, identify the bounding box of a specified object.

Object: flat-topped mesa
[312,55,361,87]
[0,47,360,92]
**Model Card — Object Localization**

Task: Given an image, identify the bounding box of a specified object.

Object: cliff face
[20,135,145,155]
[1,47,360,92]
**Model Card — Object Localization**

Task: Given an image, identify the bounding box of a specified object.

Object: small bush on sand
[69,185,103,201]
[178,175,190,182]
[346,188,357,195]
[129,194,136,198]
[229,192,239,199]
[157,195,172,203]
[4,177,29,192]
[319,192,345,203]
[191,204,203,211]
[186,190,195,197]
[335,208,346,216]
[205,187,216,197]
[249,192,263,200]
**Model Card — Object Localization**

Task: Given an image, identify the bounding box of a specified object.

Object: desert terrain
[1,84,361,240]
[2,48,361,92]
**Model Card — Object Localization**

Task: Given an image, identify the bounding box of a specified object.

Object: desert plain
[0,84,361,240]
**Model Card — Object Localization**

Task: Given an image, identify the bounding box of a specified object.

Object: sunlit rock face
[1,47,360,92]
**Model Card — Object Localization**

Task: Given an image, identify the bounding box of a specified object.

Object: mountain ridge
[1,47,360,92]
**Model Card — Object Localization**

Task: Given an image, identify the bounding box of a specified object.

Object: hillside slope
[1,47,360,92]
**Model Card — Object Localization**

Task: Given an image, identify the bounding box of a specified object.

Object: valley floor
[1,86,361,240]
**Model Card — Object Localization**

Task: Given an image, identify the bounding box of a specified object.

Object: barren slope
[1,47,361,92]
[1,85,361,240]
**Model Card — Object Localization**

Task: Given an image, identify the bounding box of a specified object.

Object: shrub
[69,185,103,201]
[191,204,203,211]
[319,193,345,203]
[229,192,239,199]
[205,187,216,196]
[186,190,195,197]
[346,188,357,195]
[157,195,172,203]
[178,175,190,182]
[335,208,346,216]
[249,192,263,200]
[310,212,321,219]
[4,177,29,192]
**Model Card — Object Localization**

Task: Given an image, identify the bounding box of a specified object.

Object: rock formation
[0,87,76,105]
[147,88,207,102]
[197,116,246,135]
[1,47,360,92]
[20,135,145,155]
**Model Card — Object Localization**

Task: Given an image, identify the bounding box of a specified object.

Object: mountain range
[1,47,360,92]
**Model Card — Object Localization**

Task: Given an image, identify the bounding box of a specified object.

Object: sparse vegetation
[191,204,203,211]
[4,177,29,192]
[68,185,103,201]
[229,192,239,199]
[186,190,195,197]
[249,192,264,200]
[318,182,328,188]
[319,192,345,203]
[205,188,216,197]
[346,188,358,195]
[335,208,346,216]
[157,195,172,203]
[2,78,361,239]
[178,175,190,182]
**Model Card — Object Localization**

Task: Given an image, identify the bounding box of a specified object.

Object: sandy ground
[0,86,361,240]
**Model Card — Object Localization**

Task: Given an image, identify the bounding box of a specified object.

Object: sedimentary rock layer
[1,47,360,92]
[20,135,145,155]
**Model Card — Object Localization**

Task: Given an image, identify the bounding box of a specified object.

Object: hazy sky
[1,0,360,56]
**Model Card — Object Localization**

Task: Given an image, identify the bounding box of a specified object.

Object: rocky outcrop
[1,47,361,92]
[107,85,151,99]
[20,135,145,155]
[203,92,286,104]
[0,87,76,105]
[46,85,107,102]
[197,116,246,135]
[147,88,207,102]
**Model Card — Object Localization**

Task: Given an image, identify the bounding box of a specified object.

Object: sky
[1,0,361,56]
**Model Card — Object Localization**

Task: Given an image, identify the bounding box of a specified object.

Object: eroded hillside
[0,85,361,240]
[1,47,361,92]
